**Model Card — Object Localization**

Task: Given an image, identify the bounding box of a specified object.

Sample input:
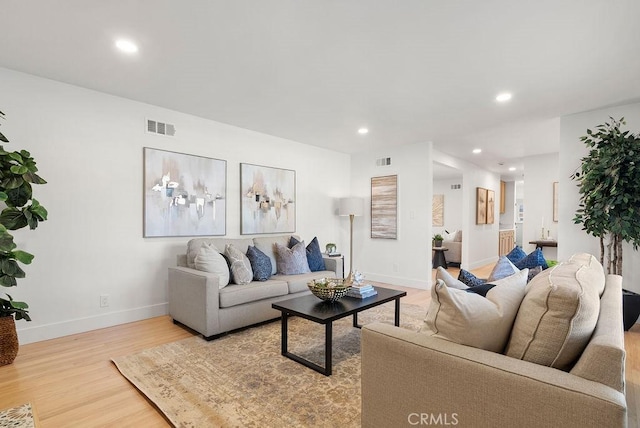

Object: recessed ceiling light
[358,128,369,135]
[472,148,482,154]
[496,92,512,102]
[115,39,138,54]
[509,167,516,171]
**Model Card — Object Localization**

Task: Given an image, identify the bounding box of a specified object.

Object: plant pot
[433,240,443,248]
[0,316,19,366]
[623,289,640,331]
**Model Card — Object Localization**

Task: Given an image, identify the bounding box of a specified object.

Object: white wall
[559,101,640,292]
[1,67,351,344]
[523,153,559,260]
[349,142,432,288]
[433,178,463,234]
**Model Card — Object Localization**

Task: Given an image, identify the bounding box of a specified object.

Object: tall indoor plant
[0,109,48,365]
[571,117,640,275]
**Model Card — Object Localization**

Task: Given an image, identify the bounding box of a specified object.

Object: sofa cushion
[290,236,326,272]
[275,242,311,275]
[505,246,527,264]
[273,271,335,294]
[435,267,468,290]
[458,269,486,287]
[218,279,289,308]
[514,247,548,270]
[505,253,604,370]
[487,256,519,282]
[246,245,272,282]
[424,269,528,352]
[253,235,292,275]
[186,238,254,269]
[224,244,253,285]
[194,243,230,288]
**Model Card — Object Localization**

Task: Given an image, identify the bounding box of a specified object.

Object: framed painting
[486,189,495,224]
[143,147,226,237]
[371,175,398,239]
[476,187,487,225]
[240,163,296,234]
[432,194,444,227]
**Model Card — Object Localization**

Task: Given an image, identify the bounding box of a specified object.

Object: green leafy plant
[0,110,48,321]
[432,234,443,241]
[571,117,640,275]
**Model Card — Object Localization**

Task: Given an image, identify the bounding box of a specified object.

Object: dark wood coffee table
[271,286,406,376]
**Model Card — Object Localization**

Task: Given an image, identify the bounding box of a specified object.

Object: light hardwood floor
[0,264,637,427]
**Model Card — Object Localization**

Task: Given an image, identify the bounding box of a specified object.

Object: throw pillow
[224,244,253,285]
[435,267,468,290]
[423,269,528,352]
[221,253,234,284]
[458,269,486,287]
[289,236,326,272]
[505,246,527,265]
[514,248,548,270]
[246,245,272,281]
[465,283,497,297]
[443,230,457,242]
[487,256,519,282]
[527,265,543,283]
[275,242,311,275]
[505,254,604,370]
[194,243,230,288]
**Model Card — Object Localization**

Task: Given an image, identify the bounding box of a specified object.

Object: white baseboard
[16,303,168,345]
[365,273,431,290]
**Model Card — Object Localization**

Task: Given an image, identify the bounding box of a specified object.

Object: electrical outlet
[100,294,109,308]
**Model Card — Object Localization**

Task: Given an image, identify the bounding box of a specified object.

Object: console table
[529,240,558,249]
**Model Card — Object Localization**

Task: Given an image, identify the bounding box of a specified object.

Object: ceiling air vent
[376,157,391,166]
[147,119,176,137]
[451,184,462,190]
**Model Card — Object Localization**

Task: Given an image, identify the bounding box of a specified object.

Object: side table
[323,253,345,279]
[432,247,448,269]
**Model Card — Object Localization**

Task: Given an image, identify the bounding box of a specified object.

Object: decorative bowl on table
[308,278,352,302]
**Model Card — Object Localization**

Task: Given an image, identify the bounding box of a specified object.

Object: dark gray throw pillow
[246,245,272,281]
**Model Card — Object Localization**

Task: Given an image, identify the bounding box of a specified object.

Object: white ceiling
[1,1,639,178]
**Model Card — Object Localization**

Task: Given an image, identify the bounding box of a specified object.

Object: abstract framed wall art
[486,189,495,224]
[432,194,444,227]
[240,163,296,234]
[476,187,487,225]
[371,175,398,239]
[143,147,226,237]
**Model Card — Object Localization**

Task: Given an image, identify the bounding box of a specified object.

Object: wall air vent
[146,119,176,137]
[451,184,462,190]
[376,157,391,166]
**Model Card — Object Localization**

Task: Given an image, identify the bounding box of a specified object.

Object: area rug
[0,403,36,428]
[112,301,427,427]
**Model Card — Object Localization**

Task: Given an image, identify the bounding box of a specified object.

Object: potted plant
[432,234,444,247]
[571,117,640,329]
[0,109,48,365]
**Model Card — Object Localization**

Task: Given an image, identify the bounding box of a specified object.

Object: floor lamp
[339,197,364,284]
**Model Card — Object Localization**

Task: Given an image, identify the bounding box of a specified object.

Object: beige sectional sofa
[168,235,342,340]
[362,254,626,427]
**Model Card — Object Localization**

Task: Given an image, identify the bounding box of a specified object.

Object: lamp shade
[339,197,364,217]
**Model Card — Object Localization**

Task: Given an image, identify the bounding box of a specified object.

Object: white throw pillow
[224,244,253,285]
[423,269,528,352]
[194,243,230,288]
[443,230,457,242]
[435,266,468,290]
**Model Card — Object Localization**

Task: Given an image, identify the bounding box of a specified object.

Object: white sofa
[168,235,342,340]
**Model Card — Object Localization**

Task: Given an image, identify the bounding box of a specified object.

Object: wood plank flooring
[0,264,637,427]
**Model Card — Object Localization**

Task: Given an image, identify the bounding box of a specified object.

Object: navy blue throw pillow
[465,283,497,297]
[289,236,326,272]
[221,253,234,284]
[514,248,549,270]
[458,269,486,287]
[246,245,272,281]
[505,246,527,265]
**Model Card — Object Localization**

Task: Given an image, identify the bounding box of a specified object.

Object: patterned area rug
[0,403,35,428]
[112,301,427,427]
